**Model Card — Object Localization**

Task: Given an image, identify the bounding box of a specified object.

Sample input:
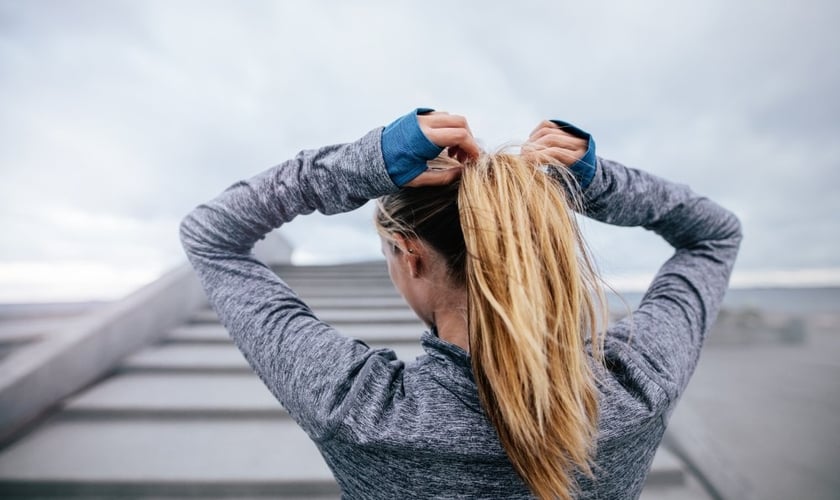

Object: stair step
[197,297,411,312]
[190,308,421,325]
[271,263,386,275]
[166,324,426,344]
[0,416,338,496]
[0,413,687,496]
[302,297,409,309]
[119,343,426,374]
[285,288,402,299]
[63,373,283,417]
[278,276,393,286]
[646,447,685,486]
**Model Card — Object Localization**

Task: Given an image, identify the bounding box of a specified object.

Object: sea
[0,286,837,322]
[607,286,840,315]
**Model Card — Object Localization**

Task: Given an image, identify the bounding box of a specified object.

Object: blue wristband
[381,107,444,187]
[548,119,597,189]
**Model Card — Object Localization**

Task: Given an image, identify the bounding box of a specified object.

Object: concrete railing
[253,229,293,265]
[0,262,207,444]
[0,230,294,444]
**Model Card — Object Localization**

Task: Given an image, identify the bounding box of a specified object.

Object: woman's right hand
[521,119,598,190]
[521,120,589,167]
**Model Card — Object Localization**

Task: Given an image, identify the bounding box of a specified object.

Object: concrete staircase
[0,262,709,499]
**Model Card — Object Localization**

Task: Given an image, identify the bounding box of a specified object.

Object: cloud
[1,0,838,301]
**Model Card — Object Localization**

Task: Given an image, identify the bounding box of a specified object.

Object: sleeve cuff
[381,107,444,187]
[549,119,597,189]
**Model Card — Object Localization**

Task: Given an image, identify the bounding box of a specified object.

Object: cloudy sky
[1,0,838,303]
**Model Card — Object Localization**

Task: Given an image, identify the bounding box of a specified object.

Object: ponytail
[460,153,607,499]
[375,151,608,499]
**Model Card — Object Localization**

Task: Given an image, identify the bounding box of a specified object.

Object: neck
[432,289,469,354]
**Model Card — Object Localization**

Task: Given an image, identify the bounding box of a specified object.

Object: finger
[522,141,581,161]
[532,134,587,152]
[522,140,584,162]
[529,127,585,144]
[528,120,559,138]
[453,147,472,164]
[447,145,476,164]
[424,127,481,159]
[423,113,469,130]
[419,113,479,156]
[404,167,463,187]
[446,145,463,159]
[537,146,582,165]
[423,113,477,140]
[528,127,562,143]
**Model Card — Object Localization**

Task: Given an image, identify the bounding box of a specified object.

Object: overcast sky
[1,0,838,303]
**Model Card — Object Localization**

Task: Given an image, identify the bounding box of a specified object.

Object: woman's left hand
[406,111,480,187]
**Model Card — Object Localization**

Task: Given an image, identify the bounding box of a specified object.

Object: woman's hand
[521,120,588,167]
[406,111,481,187]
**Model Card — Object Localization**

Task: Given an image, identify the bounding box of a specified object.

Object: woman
[179,108,743,499]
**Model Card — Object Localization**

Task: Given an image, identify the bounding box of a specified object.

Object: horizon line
[2,258,840,305]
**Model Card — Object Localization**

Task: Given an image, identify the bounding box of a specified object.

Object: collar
[420,326,473,374]
[420,326,483,413]
[420,326,472,369]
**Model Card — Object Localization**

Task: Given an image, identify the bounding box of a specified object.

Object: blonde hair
[375,151,609,499]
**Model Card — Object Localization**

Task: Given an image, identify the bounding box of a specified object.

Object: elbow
[725,210,744,245]
[708,196,743,245]
[178,213,200,254]
[178,207,243,257]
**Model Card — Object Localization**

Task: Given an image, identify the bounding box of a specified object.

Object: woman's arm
[583,156,742,417]
[179,109,478,442]
[178,128,399,442]
[526,121,743,418]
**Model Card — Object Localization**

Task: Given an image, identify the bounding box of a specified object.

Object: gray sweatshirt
[179,126,743,499]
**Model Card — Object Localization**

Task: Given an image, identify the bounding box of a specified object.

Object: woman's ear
[393,233,422,278]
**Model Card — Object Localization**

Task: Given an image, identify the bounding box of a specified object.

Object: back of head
[376,152,608,500]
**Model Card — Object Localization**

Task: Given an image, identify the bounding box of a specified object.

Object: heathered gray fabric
[179,126,743,499]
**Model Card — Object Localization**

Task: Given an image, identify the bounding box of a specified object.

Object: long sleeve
[561,156,743,419]
[178,127,404,442]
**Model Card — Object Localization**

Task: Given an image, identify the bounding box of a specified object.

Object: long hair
[374,151,609,500]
